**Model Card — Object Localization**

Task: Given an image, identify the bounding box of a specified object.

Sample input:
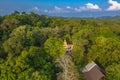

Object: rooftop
[82,61,96,73]
[82,61,105,80]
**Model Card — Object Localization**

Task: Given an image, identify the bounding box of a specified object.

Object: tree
[106,63,120,80]
[11,10,20,15]
[0,18,20,40]
[0,16,3,24]
[26,46,47,68]
[72,29,91,65]
[3,25,35,54]
[44,38,64,60]
[87,37,120,67]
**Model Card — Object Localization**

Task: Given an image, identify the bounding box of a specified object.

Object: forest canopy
[0,12,120,80]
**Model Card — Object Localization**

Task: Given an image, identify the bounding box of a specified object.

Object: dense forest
[0,11,120,80]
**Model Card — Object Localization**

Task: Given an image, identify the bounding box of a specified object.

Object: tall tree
[44,38,64,60]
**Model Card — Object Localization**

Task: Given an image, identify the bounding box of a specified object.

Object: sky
[0,0,120,17]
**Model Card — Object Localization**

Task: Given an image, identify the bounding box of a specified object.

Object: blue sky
[0,0,120,17]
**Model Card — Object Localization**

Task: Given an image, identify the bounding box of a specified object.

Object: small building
[82,61,105,80]
[63,40,73,54]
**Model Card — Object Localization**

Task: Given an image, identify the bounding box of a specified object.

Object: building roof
[82,61,105,80]
[82,61,96,73]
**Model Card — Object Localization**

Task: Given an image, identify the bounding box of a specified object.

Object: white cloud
[44,3,101,13]
[44,9,49,13]
[107,0,120,11]
[66,6,72,9]
[86,3,101,10]
[74,7,86,12]
[44,6,61,13]
[31,6,40,11]
[54,6,62,11]
[74,8,81,12]
[44,6,70,13]
[75,3,101,12]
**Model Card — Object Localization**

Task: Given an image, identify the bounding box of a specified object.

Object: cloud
[44,9,49,13]
[44,3,101,13]
[75,3,101,12]
[107,0,120,11]
[66,6,72,9]
[44,6,70,13]
[74,7,86,12]
[86,3,101,10]
[31,6,40,11]
[54,6,62,11]
[44,6,62,13]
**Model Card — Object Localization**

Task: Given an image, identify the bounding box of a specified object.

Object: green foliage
[87,37,120,67]
[0,13,120,80]
[44,38,64,60]
[0,18,20,40]
[106,63,120,80]
[3,25,35,54]
[95,27,120,41]
[71,40,84,65]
